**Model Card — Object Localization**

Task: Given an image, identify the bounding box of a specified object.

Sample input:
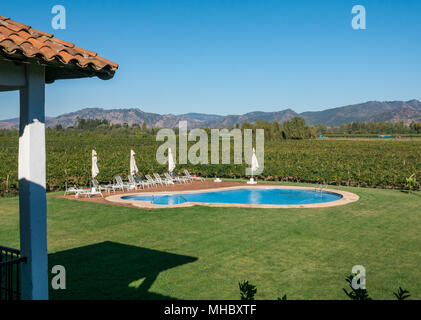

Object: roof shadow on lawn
[48,241,197,300]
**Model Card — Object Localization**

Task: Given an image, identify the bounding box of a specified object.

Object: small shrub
[406,173,419,193]
[393,287,411,300]
[236,277,413,300]
[343,274,372,300]
[239,280,257,300]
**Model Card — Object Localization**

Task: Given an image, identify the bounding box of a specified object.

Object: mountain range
[1,99,421,129]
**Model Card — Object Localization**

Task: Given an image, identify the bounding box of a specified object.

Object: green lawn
[1,182,420,300]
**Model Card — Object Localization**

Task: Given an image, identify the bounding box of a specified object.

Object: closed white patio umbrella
[247,148,259,184]
[168,148,176,173]
[130,149,139,176]
[92,150,99,179]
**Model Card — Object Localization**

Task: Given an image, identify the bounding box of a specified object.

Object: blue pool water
[122,188,342,205]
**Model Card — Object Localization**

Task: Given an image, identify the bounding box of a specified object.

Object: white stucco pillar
[18,64,48,300]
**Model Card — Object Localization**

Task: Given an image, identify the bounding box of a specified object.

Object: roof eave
[0,50,116,83]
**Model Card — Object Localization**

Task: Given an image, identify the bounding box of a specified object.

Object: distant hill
[44,108,205,129]
[203,109,298,128]
[368,105,421,125]
[1,100,421,129]
[0,118,18,129]
[0,117,53,129]
[300,100,421,126]
[178,113,223,122]
[0,108,299,129]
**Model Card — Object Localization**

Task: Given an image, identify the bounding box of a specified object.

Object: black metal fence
[0,246,26,301]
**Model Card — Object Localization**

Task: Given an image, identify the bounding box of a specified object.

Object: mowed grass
[1,183,421,300]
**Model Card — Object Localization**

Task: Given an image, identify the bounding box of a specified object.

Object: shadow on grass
[399,190,421,197]
[48,241,197,300]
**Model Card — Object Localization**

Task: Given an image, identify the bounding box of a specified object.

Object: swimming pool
[121,188,343,206]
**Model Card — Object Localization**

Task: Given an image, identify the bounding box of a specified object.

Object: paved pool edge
[105,185,359,209]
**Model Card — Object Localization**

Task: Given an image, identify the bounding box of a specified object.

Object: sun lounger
[181,170,193,182]
[145,174,158,187]
[163,174,175,185]
[151,173,163,186]
[134,175,152,188]
[164,172,177,183]
[165,172,187,183]
[174,172,189,183]
[128,175,144,189]
[93,178,113,193]
[75,188,104,198]
[153,173,174,186]
[64,185,85,196]
[183,169,204,182]
[113,175,134,191]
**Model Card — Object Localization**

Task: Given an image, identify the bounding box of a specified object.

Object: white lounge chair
[135,175,151,188]
[93,178,113,193]
[165,172,186,184]
[153,173,174,186]
[180,170,193,183]
[128,175,144,189]
[174,172,190,183]
[162,173,175,185]
[113,175,134,191]
[145,174,158,187]
[164,172,177,183]
[75,188,104,198]
[151,173,163,186]
[184,169,204,182]
[64,185,85,196]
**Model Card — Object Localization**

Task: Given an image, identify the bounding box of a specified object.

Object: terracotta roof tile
[50,37,75,48]
[28,28,53,38]
[7,19,31,30]
[19,42,39,57]
[1,20,27,32]
[0,15,118,81]
[59,46,84,58]
[73,46,97,57]
[7,34,26,45]
[56,50,76,64]
[93,55,119,69]
[16,30,33,39]
[42,39,66,52]
[26,37,50,50]
[0,25,14,36]
[38,46,57,60]
[0,38,19,53]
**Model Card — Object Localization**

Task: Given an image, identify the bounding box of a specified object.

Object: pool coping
[105,185,359,209]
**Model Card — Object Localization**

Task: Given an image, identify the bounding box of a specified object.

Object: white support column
[18,64,48,300]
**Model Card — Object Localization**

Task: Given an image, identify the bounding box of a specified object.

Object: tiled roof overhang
[0,16,118,83]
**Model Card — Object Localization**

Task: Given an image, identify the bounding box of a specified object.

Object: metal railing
[0,246,26,301]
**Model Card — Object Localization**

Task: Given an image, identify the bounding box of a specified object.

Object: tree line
[60,117,421,138]
[1,117,421,139]
[317,120,421,135]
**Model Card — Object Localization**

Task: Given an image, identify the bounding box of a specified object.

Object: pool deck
[59,181,244,208]
[101,181,359,209]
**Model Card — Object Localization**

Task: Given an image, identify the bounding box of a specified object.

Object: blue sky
[1,0,421,119]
